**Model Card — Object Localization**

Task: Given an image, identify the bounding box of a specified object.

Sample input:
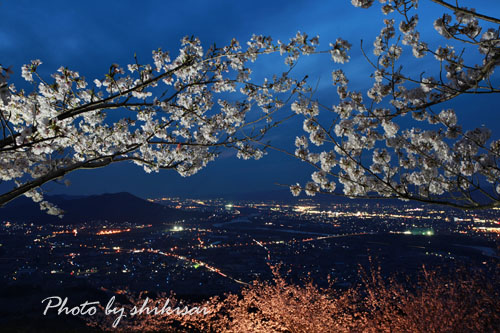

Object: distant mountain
[208,189,469,211]
[0,192,202,224]
[206,189,418,206]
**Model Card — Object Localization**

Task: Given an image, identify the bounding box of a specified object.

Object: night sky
[2,0,499,199]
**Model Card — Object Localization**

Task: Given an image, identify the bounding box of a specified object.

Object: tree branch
[0,158,114,207]
[430,0,500,24]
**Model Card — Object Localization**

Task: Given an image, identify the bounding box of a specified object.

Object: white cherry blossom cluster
[0,33,332,214]
[290,0,500,209]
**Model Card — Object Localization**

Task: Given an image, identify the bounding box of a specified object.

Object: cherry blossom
[289,0,500,209]
[0,34,331,214]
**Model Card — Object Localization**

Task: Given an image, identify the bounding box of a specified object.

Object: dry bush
[89,264,500,332]
[354,266,500,333]
[192,266,359,333]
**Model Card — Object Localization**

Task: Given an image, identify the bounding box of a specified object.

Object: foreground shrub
[89,265,500,332]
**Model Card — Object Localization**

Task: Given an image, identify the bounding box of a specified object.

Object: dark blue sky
[2,1,499,199]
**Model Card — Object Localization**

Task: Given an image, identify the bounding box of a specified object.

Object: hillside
[0,192,201,224]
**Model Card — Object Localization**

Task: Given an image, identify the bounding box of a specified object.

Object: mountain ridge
[0,192,201,224]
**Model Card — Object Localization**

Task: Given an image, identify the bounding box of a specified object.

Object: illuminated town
[1,195,498,302]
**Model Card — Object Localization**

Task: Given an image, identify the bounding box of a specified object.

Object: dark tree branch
[430,0,500,24]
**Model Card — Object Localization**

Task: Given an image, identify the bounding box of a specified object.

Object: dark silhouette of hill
[0,192,201,224]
